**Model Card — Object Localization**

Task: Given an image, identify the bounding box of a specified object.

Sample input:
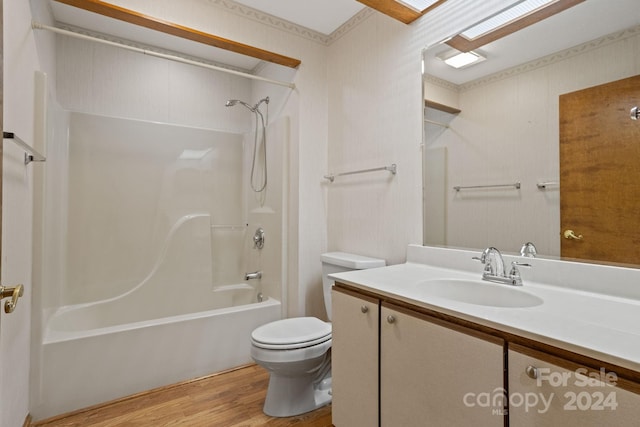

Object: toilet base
[251,324,333,418]
[263,374,332,417]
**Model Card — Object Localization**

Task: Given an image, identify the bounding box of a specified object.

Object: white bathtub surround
[47,113,246,306]
[45,214,251,338]
[37,296,280,419]
[331,244,640,373]
[32,110,289,420]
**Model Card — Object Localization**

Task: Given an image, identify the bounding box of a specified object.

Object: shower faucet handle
[253,227,265,249]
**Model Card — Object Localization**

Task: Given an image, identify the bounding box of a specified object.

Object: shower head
[255,97,270,109]
[225,99,255,111]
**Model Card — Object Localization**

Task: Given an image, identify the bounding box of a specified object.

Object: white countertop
[330,245,640,373]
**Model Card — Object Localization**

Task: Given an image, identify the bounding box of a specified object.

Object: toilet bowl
[250,252,385,417]
[250,317,332,417]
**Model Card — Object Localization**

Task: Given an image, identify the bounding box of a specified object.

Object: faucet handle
[520,242,537,258]
[511,261,532,268]
[509,261,531,285]
[472,256,492,274]
[253,227,265,249]
[473,254,499,277]
[473,246,494,264]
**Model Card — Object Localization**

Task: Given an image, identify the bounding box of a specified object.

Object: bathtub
[34,113,288,421]
[36,290,281,420]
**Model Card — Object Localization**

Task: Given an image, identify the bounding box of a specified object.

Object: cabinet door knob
[386,315,396,324]
[360,305,369,313]
[525,365,538,379]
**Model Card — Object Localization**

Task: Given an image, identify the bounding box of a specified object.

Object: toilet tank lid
[321,252,386,269]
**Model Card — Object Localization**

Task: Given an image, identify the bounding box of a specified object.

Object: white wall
[326,0,522,266]
[2,1,57,425]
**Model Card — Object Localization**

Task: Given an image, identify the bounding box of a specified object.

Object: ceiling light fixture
[437,50,486,69]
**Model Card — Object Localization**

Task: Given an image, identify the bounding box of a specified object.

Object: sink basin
[411,278,543,308]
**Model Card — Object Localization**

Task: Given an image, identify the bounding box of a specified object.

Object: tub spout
[244,271,262,280]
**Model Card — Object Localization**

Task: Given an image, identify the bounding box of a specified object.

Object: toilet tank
[321,252,386,320]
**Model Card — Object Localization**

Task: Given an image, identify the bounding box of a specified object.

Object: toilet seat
[251,317,332,350]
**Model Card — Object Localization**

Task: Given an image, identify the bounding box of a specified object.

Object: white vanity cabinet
[508,344,640,427]
[332,283,640,426]
[380,302,505,427]
[331,288,380,427]
[332,286,505,427]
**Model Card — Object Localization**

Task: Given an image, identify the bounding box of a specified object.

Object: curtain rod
[31,21,296,90]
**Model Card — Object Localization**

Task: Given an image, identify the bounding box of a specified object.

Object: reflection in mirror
[422,0,640,266]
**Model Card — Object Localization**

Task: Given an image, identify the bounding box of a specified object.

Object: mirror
[422,0,640,265]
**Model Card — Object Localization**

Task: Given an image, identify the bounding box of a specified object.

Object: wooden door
[560,75,640,264]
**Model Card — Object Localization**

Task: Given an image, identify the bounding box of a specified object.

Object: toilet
[250,252,386,417]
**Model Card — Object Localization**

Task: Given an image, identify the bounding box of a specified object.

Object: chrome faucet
[244,271,262,280]
[479,247,506,278]
[474,247,530,286]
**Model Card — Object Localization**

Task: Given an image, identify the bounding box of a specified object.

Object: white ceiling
[232,0,366,35]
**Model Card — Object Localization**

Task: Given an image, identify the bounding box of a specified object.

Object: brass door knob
[0,284,24,313]
[563,230,583,240]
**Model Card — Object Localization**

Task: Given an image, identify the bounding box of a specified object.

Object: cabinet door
[509,345,640,426]
[380,303,505,427]
[332,288,380,427]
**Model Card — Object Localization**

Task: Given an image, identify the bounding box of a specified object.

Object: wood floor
[33,364,333,427]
